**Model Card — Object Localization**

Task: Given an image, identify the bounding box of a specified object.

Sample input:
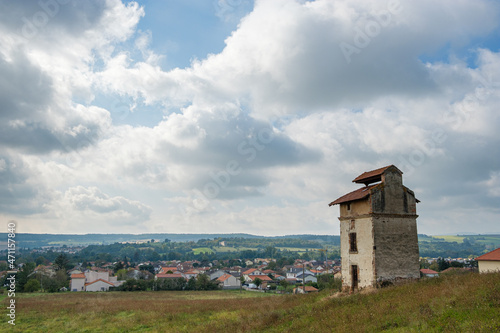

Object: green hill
[2,272,499,332]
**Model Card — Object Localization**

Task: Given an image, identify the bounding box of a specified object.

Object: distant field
[212,246,258,252]
[192,247,214,255]
[3,272,499,332]
[431,235,500,247]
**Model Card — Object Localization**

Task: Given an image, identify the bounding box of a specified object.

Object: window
[349,233,357,252]
[351,265,359,290]
[346,203,351,211]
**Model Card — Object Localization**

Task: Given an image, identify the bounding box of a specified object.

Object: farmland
[2,272,499,332]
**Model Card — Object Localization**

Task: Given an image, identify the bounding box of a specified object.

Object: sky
[0,0,499,236]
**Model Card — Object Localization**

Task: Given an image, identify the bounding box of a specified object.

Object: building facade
[476,248,500,273]
[329,165,420,292]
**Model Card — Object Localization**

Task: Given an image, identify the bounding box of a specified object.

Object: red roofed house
[85,279,116,292]
[70,273,86,291]
[242,268,262,282]
[249,275,273,282]
[217,273,241,289]
[329,165,420,292]
[293,286,319,294]
[476,248,500,273]
[420,268,439,278]
[70,270,121,292]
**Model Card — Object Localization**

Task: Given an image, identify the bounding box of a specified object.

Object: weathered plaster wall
[373,216,420,283]
[340,199,371,217]
[340,217,375,290]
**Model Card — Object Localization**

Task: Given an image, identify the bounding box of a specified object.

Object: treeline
[418,238,488,258]
[115,275,220,292]
[1,233,336,249]
[196,237,331,249]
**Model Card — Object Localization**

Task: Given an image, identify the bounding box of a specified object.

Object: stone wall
[373,216,420,284]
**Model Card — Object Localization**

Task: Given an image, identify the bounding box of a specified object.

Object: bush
[24,279,41,292]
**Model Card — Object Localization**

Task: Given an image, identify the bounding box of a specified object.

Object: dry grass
[2,272,500,332]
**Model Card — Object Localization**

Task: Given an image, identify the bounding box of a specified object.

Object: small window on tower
[346,203,351,211]
[349,233,358,252]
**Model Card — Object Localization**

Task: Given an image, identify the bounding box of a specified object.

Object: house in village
[209,269,227,281]
[475,247,500,273]
[242,268,262,282]
[296,271,317,284]
[217,273,241,289]
[329,165,420,292]
[70,270,123,292]
[247,275,273,289]
[420,268,439,278]
[293,286,319,294]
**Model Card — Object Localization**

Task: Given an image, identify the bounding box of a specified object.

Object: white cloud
[1,0,500,235]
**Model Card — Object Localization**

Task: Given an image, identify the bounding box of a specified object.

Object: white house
[296,272,317,283]
[70,270,123,292]
[286,267,313,279]
[70,273,86,292]
[242,268,262,282]
[85,279,115,292]
[420,268,439,278]
[209,269,226,281]
[217,274,241,289]
[476,248,500,273]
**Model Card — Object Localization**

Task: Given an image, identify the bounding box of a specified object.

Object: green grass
[2,272,499,332]
[191,247,214,255]
[276,247,316,252]
[433,235,466,243]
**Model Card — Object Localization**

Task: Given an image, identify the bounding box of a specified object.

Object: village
[3,166,499,296]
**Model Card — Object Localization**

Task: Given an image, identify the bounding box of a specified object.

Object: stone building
[329,165,420,292]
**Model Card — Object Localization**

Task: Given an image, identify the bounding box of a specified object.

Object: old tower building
[329,165,420,292]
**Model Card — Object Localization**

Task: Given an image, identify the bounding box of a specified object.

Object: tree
[279,279,289,288]
[437,258,450,272]
[17,262,36,291]
[186,277,197,290]
[36,256,48,266]
[196,274,210,290]
[267,261,278,271]
[114,261,125,272]
[54,254,70,271]
[24,279,41,292]
[254,277,262,289]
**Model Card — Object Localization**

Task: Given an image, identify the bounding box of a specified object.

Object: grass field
[191,247,214,255]
[2,272,500,332]
[212,246,258,253]
[432,235,500,247]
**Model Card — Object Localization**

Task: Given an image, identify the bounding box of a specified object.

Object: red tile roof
[420,268,439,275]
[156,273,184,279]
[352,165,401,185]
[243,268,258,275]
[161,267,179,273]
[329,184,378,206]
[249,275,272,281]
[85,279,114,286]
[476,247,500,261]
[295,286,318,292]
[71,273,85,279]
[217,274,234,282]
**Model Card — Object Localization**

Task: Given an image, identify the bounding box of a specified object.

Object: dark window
[349,233,357,252]
[351,265,358,290]
[346,203,351,211]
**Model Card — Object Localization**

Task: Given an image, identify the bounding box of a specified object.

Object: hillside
[2,272,499,332]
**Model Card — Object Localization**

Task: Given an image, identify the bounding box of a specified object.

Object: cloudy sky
[0,0,499,236]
